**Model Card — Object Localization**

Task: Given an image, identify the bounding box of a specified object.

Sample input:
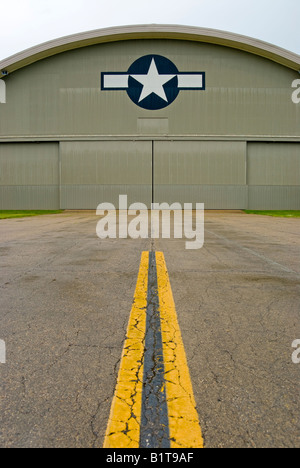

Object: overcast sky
[0,0,299,61]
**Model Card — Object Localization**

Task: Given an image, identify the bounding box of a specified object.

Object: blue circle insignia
[126,55,179,110]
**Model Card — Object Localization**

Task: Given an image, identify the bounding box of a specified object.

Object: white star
[130,58,176,103]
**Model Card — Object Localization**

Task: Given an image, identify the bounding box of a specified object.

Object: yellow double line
[103,251,204,449]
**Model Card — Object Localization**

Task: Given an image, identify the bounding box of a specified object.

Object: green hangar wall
[0,25,299,209]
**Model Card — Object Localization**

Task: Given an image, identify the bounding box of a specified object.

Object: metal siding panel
[60,141,152,209]
[154,141,247,208]
[155,141,246,185]
[155,185,248,209]
[248,143,300,186]
[0,186,59,210]
[248,186,300,210]
[137,118,169,134]
[61,185,152,209]
[61,141,152,185]
[0,143,59,186]
[0,143,59,209]
[1,40,299,138]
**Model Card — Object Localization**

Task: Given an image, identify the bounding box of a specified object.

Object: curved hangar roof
[1,24,300,75]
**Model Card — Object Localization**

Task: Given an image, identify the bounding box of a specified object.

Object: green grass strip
[244,210,300,218]
[0,210,64,219]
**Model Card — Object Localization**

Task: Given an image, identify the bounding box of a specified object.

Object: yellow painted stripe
[156,251,204,449]
[103,252,149,448]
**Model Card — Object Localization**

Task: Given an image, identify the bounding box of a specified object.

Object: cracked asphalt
[0,211,299,448]
[140,252,170,449]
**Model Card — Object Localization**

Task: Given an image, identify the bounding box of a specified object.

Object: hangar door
[60,141,152,209]
[61,140,248,209]
[154,141,247,209]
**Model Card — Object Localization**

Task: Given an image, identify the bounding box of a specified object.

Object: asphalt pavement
[0,211,299,448]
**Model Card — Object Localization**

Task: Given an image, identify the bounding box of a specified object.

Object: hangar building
[0,25,299,210]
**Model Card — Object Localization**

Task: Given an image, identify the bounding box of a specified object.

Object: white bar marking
[103,74,129,89]
[177,74,204,89]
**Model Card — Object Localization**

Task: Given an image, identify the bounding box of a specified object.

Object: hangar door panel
[154,141,247,209]
[60,141,152,209]
[248,143,300,210]
[0,143,59,210]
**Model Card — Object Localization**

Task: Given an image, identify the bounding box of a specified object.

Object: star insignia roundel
[101,54,206,110]
[127,55,179,110]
